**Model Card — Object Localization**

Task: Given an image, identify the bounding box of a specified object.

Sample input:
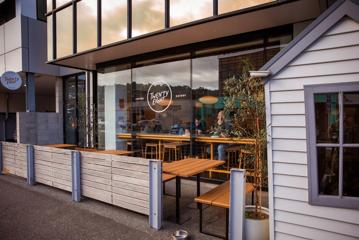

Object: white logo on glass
[147,80,172,113]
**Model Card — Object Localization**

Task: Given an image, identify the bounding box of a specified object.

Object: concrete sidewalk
[0,175,225,240]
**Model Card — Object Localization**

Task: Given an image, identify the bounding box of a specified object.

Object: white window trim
[304,82,359,210]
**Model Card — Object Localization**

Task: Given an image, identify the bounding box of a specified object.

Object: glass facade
[47,0,279,59]
[170,0,213,26]
[96,29,291,165]
[102,0,127,45]
[56,6,73,58]
[77,0,98,52]
[132,0,165,37]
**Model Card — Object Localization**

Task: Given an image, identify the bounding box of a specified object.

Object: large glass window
[77,0,98,52]
[218,0,275,15]
[47,0,52,12]
[306,84,359,209]
[102,0,127,45]
[56,6,73,58]
[132,60,191,134]
[97,67,132,150]
[132,0,165,37]
[56,0,71,8]
[170,0,213,26]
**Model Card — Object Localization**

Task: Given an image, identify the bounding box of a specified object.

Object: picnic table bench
[195,181,254,239]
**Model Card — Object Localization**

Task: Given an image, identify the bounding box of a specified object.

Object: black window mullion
[127,0,132,38]
[339,91,344,198]
[165,0,169,28]
[213,0,218,16]
[73,1,77,54]
[97,0,101,47]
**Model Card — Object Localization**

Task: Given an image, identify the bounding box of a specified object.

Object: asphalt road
[0,175,158,240]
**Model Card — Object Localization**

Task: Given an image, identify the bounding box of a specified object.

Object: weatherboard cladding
[263,0,359,239]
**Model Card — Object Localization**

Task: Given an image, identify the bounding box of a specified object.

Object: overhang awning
[48,0,321,71]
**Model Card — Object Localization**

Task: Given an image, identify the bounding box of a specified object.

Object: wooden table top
[97,150,133,156]
[46,144,77,149]
[163,158,224,177]
[117,133,255,145]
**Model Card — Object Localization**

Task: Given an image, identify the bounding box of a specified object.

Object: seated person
[212,110,232,160]
[191,118,205,135]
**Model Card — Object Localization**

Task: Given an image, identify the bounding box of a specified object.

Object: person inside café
[212,110,232,160]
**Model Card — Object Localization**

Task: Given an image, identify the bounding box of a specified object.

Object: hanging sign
[1,71,23,91]
[147,80,172,113]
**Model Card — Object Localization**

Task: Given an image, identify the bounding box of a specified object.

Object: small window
[0,0,16,25]
[37,0,47,22]
[305,83,359,209]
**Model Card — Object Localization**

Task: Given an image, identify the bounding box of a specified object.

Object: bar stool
[226,145,242,171]
[144,142,160,159]
[162,142,188,162]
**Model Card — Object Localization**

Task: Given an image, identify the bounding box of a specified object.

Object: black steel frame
[199,203,229,240]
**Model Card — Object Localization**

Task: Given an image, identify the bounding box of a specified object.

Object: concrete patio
[0,174,267,240]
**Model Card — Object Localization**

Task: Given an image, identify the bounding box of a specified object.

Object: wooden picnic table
[163,158,224,224]
[45,144,77,149]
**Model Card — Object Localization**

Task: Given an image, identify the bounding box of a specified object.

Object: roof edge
[260,0,359,80]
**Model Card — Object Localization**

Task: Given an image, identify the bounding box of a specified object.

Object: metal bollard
[71,151,81,202]
[27,145,35,185]
[149,160,162,230]
[229,169,246,240]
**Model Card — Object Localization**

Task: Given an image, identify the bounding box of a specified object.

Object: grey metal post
[25,73,36,112]
[71,151,81,202]
[0,142,3,175]
[26,145,35,185]
[229,169,246,240]
[149,160,162,230]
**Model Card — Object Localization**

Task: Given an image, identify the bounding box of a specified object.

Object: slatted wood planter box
[2,142,28,179]
[33,145,72,192]
[79,151,150,215]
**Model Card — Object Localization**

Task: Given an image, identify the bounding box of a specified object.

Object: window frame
[305,82,359,210]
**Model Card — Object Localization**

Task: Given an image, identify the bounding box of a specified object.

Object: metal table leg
[197,173,201,208]
[176,176,181,224]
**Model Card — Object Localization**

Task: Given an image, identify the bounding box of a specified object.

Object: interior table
[45,144,77,149]
[163,158,224,224]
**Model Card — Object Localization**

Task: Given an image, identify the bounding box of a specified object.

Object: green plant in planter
[223,60,267,219]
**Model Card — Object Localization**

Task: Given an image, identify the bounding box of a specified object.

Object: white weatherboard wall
[267,17,359,240]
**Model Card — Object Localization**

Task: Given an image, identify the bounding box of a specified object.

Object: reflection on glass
[98,69,132,150]
[132,0,164,37]
[133,60,191,134]
[314,93,339,143]
[64,75,85,146]
[77,0,97,52]
[47,0,52,12]
[56,0,71,7]
[344,92,359,143]
[218,0,275,14]
[56,6,73,58]
[343,148,359,197]
[170,0,212,26]
[47,15,53,60]
[102,0,127,45]
[317,147,339,196]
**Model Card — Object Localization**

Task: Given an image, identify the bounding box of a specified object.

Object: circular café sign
[147,80,172,113]
[1,71,23,90]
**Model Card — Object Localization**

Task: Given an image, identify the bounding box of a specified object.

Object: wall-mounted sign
[147,80,172,113]
[1,71,23,91]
